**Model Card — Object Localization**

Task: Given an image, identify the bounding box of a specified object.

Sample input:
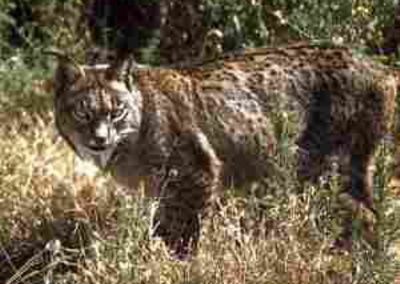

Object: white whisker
[119,128,137,136]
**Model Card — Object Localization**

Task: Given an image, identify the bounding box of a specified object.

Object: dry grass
[0,61,400,284]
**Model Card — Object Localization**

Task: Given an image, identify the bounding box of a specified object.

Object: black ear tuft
[105,56,126,82]
[105,49,135,81]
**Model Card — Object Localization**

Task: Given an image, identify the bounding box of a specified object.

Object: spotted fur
[54,44,398,257]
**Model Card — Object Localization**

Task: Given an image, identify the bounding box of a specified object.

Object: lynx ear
[46,50,85,95]
[105,55,127,81]
[106,52,136,91]
[55,61,84,94]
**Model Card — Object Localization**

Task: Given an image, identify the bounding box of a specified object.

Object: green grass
[0,60,400,284]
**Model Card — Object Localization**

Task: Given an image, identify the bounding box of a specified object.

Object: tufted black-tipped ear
[46,50,85,96]
[105,56,124,82]
[105,49,130,82]
[105,50,137,91]
[54,62,82,96]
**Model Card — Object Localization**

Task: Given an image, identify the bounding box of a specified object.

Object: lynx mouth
[87,145,109,152]
[79,144,116,168]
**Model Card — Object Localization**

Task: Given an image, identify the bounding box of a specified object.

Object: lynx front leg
[295,91,333,184]
[151,131,221,259]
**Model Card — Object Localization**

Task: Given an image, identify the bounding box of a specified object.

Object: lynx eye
[72,99,92,122]
[111,102,128,122]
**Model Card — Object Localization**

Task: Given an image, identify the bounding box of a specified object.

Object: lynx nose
[93,135,108,146]
[89,122,111,149]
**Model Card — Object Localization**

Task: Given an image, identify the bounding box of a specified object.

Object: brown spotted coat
[55,44,398,256]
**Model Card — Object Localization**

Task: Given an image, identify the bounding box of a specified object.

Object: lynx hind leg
[334,140,378,250]
[337,75,395,250]
[151,131,221,259]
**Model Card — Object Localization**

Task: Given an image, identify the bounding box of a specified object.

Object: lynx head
[54,58,142,168]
